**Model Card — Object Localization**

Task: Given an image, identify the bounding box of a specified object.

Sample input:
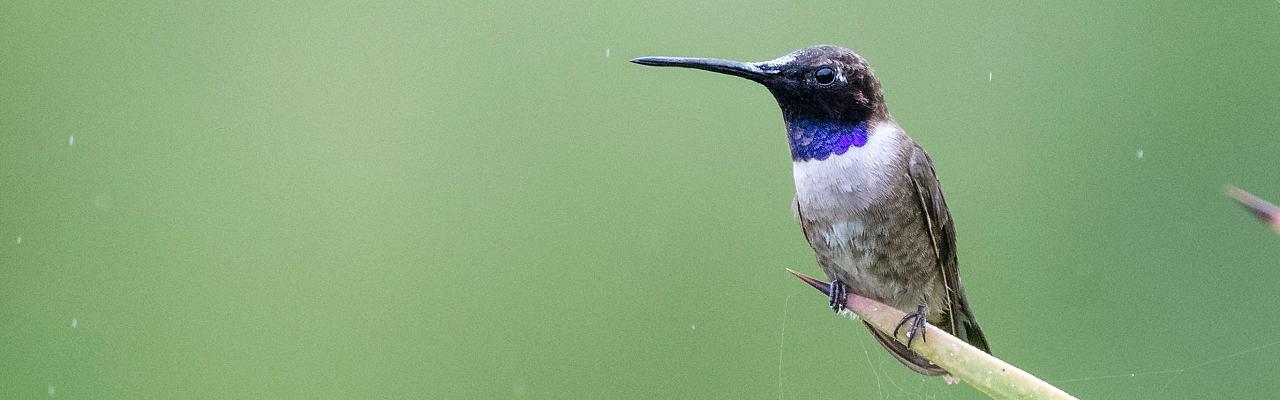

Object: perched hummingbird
[633,45,991,377]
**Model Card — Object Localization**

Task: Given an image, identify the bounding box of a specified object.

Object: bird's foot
[827,279,848,313]
[893,304,928,348]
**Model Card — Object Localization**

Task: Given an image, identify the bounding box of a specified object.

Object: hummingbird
[633,45,991,377]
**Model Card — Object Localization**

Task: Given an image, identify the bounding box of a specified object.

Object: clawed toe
[893,304,928,348]
[827,280,848,313]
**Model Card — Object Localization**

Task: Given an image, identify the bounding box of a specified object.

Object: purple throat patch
[789,120,868,161]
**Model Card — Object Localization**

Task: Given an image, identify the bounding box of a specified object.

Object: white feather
[791,121,905,214]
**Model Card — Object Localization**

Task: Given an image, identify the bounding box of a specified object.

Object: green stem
[787,269,1077,400]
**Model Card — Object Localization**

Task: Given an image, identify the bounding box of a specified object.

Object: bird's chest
[791,145,927,305]
[794,179,900,274]
[792,151,904,264]
[791,138,903,226]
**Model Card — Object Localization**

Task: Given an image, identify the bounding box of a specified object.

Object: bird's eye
[814,67,836,85]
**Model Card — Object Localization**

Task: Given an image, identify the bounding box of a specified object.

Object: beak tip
[630,57,661,66]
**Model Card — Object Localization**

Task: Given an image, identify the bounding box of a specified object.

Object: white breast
[791,122,906,214]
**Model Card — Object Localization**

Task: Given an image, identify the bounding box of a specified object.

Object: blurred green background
[3,1,1280,399]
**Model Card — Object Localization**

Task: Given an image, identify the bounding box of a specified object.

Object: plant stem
[787,268,1077,400]
[1226,185,1280,233]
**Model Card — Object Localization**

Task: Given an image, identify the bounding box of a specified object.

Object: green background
[4,1,1280,399]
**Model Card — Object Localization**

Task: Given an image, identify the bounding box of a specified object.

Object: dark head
[633,45,889,161]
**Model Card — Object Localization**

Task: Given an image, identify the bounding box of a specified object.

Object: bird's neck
[784,118,871,161]
[790,121,908,212]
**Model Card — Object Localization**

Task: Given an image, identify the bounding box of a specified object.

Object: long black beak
[631,56,778,82]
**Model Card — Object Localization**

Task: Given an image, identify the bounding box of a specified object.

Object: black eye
[814,66,836,85]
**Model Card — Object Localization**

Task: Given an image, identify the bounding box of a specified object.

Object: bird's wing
[907,144,991,354]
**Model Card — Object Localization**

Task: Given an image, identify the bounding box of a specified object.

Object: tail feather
[946,305,991,354]
[862,308,991,377]
[862,321,948,376]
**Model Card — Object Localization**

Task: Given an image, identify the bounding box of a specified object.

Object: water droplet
[1136,149,1144,159]
[48,385,56,396]
[71,319,77,329]
[987,72,992,81]
[68,136,75,146]
[16,236,21,245]
[605,47,611,58]
[691,325,697,330]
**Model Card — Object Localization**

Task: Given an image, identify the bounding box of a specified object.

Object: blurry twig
[1226,185,1280,233]
[787,269,1077,400]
